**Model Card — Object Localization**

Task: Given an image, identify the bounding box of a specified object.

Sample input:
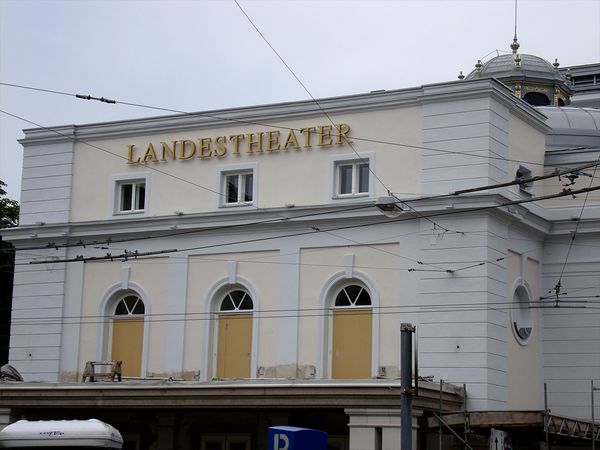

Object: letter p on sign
[273,433,289,450]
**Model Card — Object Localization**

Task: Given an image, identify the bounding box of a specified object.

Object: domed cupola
[463,37,573,107]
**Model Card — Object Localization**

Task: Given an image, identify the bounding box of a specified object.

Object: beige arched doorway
[331,284,372,379]
[111,294,145,377]
[215,290,253,378]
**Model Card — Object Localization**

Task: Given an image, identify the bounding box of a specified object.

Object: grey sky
[1,0,599,201]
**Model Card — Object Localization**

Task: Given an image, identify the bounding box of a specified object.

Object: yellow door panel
[332,309,372,379]
[112,318,143,377]
[216,314,252,378]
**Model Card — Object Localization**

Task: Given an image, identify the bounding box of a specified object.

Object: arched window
[511,285,533,344]
[330,284,372,379]
[215,289,254,378]
[523,92,550,106]
[114,295,145,316]
[334,285,372,307]
[219,290,253,312]
[111,294,145,377]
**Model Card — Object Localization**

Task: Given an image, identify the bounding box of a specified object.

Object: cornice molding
[18,80,549,145]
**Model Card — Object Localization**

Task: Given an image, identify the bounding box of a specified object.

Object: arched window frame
[113,294,146,317]
[97,283,151,376]
[218,289,254,313]
[318,271,380,379]
[201,277,260,382]
[332,284,373,309]
[510,278,534,345]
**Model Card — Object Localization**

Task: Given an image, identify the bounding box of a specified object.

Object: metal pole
[400,323,414,450]
[463,383,468,450]
[544,382,549,450]
[439,379,443,450]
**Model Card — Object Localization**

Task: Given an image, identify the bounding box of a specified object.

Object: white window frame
[111,173,150,217]
[216,163,258,209]
[330,152,375,200]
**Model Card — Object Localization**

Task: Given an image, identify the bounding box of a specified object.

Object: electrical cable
[2,83,582,168]
[552,153,600,305]
[16,182,600,266]
[6,299,600,330]
[234,0,456,235]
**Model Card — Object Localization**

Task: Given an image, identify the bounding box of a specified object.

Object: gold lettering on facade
[199,138,212,159]
[335,124,353,144]
[142,143,159,163]
[161,141,177,161]
[247,132,264,153]
[283,130,300,150]
[230,134,245,155]
[318,125,333,147]
[179,140,196,160]
[300,127,316,148]
[127,145,140,164]
[126,124,352,163]
[266,131,281,151]
[215,136,227,157]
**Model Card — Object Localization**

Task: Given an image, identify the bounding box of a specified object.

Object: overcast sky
[1,0,599,201]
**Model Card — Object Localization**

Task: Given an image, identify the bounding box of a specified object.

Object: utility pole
[593,380,599,450]
[400,323,415,450]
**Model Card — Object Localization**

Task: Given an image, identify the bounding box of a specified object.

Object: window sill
[219,203,255,209]
[332,193,370,200]
[113,210,147,217]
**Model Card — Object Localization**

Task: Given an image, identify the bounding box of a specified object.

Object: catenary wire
[16,183,600,266]
[1,94,596,253]
[556,154,600,285]
[7,299,600,330]
[2,81,583,168]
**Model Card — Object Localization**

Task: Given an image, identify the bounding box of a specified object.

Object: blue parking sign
[268,426,328,450]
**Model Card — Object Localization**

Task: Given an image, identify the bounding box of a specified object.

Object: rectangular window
[223,171,253,205]
[336,161,370,197]
[117,180,146,213]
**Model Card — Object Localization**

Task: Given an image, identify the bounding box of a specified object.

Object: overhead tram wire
[0,109,388,258]
[549,154,600,305]
[14,237,545,285]
[21,183,600,266]
[2,82,579,169]
[18,183,600,266]
[232,0,465,236]
[398,160,600,204]
[7,298,599,330]
[0,104,568,256]
[1,91,597,251]
[0,201,375,253]
[0,109,226,200]
[0,107,595,259]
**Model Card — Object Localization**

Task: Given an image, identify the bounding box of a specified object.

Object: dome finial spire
[510,0,520,54]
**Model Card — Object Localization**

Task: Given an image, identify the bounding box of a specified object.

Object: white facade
[2,77,599,436]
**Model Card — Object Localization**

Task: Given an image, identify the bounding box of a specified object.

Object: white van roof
[0,419,123,448]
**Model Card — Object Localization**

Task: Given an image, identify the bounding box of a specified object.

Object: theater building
[1,42,599,449]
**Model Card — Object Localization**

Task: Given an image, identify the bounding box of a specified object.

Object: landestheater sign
[127,123,353,164]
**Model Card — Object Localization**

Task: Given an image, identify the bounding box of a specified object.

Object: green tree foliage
[0,180,18,364]
[0,180,19,229]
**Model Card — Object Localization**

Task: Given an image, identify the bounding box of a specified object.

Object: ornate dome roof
[466,53,566,83]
